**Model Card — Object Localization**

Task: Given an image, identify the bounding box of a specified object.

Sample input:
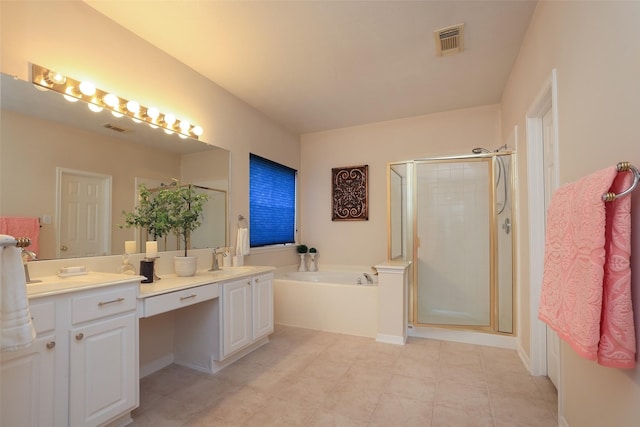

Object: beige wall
[0,0,300,267]
[300,104,501,266]
[501,2,640,426]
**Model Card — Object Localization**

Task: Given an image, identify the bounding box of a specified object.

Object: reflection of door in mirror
[57,168,112,258]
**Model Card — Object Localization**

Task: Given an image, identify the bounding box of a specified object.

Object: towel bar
[602,162,640,202]
[0,236,31,248]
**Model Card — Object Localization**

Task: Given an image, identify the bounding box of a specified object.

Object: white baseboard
[409,326,517,349]
[139,353,174,378]
[517,341,532,374]
[376,333,406,345]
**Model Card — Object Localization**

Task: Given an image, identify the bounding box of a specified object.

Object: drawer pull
[180,294,197,301]
[98,297,125,307]
[76,333,84,341]
[46,341,56,349]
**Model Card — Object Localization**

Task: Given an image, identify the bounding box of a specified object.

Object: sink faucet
[209,247,222,271]
[362,272,373,284]
[21,249,41,284]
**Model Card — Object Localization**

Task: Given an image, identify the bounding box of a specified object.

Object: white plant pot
[298,253,307,272]
[308,253,318,271]
[174,256,197,277]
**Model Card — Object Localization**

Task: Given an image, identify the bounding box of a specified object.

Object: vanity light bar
[30,64,203,140]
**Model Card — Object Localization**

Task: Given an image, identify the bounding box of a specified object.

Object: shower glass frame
[387,152,515,335]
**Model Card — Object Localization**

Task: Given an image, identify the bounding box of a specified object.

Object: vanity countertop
[138,266,275,298]
[27,271,145,299]
[26,266,275,300]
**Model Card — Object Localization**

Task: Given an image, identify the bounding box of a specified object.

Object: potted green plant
[297,244,308,272]
[121,180,208,277]
[158,180,208,276]
[120,183,172,243]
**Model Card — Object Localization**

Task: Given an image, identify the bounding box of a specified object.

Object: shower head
[472,147,490,154]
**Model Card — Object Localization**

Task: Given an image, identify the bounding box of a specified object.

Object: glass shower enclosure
[388,153,514,334]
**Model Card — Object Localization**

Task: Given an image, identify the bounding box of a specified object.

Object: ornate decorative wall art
[332,165,368,221]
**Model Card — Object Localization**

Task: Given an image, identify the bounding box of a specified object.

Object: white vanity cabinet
[1,300,57,427]
[2,278,139,427]
[252,273,274,341]
[220,272,273,359]
[68,285,138,427]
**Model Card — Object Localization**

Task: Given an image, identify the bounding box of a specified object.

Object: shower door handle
[502,218,511,234]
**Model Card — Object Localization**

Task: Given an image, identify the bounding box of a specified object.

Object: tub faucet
[362,272,373,284]
[209,247,222,271]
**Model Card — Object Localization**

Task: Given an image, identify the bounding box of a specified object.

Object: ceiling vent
[103,123,132,133]
[434,23,464,56]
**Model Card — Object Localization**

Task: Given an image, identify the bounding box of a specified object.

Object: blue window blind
[249,154,297,247]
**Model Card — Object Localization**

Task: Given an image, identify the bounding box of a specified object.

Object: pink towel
[0,217,40,256]
[539,167,636,368]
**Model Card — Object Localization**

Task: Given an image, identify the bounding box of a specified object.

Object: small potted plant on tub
[297,244,308,272]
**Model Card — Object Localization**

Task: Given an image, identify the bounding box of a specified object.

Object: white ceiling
[85,1,537,134]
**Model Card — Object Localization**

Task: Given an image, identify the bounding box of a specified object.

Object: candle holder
[140,257,161,283]
[147,256,161,282]
[118,253,136,275]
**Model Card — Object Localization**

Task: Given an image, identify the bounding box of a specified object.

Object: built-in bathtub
[273,265,378,338]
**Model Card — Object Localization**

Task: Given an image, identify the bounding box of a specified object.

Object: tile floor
[131,325,558,427]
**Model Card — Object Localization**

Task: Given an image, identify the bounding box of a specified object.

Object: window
[249,153,297,247]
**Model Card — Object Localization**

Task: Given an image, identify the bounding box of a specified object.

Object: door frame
[525,69,562,407]
[56,167,112,258]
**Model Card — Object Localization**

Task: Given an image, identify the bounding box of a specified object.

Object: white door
[58,169,111,258]
[252,274,274,340]
[222,278,252,358]
[69,313,137,427]
[542,104,560,389]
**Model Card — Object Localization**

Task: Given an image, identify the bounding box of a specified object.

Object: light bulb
[126,100,140,114]
[179,133,188,139]
[192,126,203,136]
[146,107,160,120]
[45,70,66,85]
[179,120,191,133]
[103,93,120,108]
[131,117,142,124]
[163,113,176,126]
[63,87,79,102]
[79,81,96,96]
[164,128,174,135]
[88,103,103,113]
[149,123,158,129]
[111,111,124,118]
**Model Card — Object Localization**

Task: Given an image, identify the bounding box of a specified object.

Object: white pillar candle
[145,241,158,258]
[125,240,137,254]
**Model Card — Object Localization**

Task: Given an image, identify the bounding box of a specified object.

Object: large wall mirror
[0,73,230,260]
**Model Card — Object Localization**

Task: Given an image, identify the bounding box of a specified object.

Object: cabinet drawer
[72,287,137,325]
[252,273,273,284]
[29,301,55,335]
[143,283,219,317]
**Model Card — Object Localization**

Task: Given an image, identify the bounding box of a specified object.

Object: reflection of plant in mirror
[297,244,308,253]
[120,183,172,241]
[158,180,209,257]
[120,181,208,256]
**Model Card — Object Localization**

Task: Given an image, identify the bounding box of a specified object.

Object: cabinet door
[69,313,137,427]
[222,278,252,358]
[252,275,274,340]
[1,335,56,427]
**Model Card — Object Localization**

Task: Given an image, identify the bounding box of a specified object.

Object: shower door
[414,158,494,327]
